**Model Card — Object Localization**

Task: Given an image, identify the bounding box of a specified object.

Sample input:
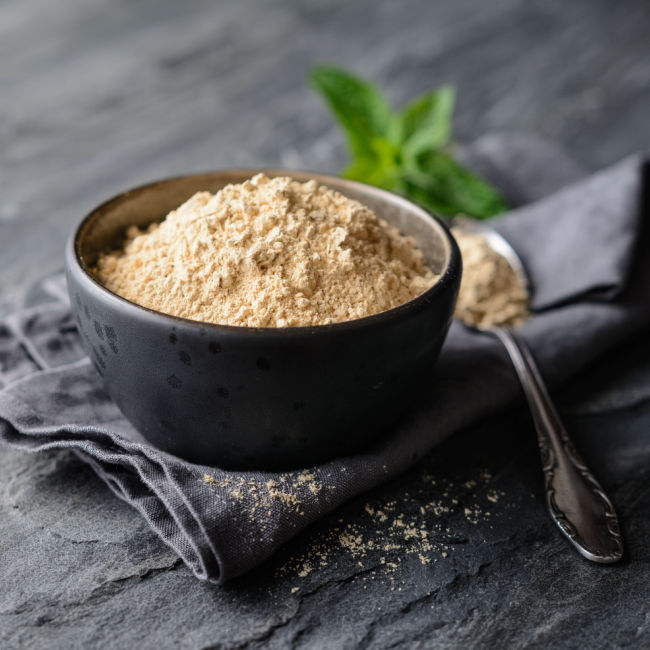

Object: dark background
[2,1,650,648]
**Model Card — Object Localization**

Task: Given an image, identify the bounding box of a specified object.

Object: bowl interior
[76,170,451,297]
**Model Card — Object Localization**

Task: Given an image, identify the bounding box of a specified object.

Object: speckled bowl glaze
[65,171,462,470]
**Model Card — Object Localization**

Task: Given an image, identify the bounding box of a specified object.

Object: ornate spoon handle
[488,326,623,563]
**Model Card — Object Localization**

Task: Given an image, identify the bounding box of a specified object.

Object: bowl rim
[68,169,462,336]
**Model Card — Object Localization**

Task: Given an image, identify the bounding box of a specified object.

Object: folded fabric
[1,137,648,582]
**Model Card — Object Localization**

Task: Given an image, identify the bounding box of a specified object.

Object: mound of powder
[451,228,530,328]
[94,174,438,327]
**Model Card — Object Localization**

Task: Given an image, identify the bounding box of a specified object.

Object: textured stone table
[2,1,650,648]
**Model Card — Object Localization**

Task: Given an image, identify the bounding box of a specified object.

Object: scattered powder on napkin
[452,228,530,328]
[203,466,504,582]
[94,174,438,327]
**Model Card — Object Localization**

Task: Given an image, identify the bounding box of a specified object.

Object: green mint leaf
[401,180,459,217]
[310,64,509,220]
[400,86,454,157]
[342,137,405,193]
[309,65,396,159]
[343,157,403,193]
[403,151,508,219]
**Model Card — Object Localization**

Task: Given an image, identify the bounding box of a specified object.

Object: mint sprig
[310,65,507,220]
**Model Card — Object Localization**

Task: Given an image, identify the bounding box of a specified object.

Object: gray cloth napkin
[1,136,648,582]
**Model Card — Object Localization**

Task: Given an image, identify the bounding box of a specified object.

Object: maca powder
[94,174,438,327]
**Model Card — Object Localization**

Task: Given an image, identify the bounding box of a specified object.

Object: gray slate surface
[2,1,650,648]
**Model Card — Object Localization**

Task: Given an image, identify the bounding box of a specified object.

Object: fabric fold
[493,154,645,310]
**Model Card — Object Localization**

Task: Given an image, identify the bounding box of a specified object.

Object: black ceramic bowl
[65,171,461,470]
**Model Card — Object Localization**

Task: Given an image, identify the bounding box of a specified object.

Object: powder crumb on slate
[95,174,438,327]
[274,468,501,580]
[451,228,530,328]
[486,488,504,503]
[298,562,314,578]
[339,531,365,554]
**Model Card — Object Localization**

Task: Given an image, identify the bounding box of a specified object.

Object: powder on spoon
[451,228,530,328]
[94,174,438,327]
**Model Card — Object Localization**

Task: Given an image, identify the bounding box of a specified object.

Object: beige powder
[451,228,530,328]
[94,174,438,327]
[270,467,500,581]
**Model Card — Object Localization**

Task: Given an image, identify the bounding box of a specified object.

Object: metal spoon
[456,222,623,563]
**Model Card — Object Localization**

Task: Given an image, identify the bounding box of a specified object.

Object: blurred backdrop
[2,0,649,313]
